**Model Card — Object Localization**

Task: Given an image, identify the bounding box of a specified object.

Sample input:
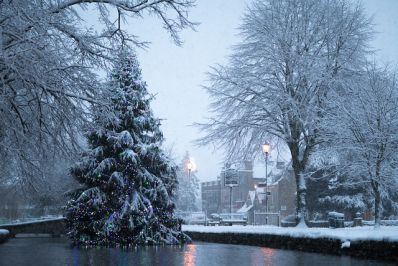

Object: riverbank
[0,229,9,244]
[182,225,398,262]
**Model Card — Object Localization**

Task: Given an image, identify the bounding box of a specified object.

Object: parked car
[219,213,247,226]
[281,214,297,227]
[207,213,221,226]
[328,211,345,228]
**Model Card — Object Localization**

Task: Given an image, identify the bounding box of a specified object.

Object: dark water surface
[0,237,394,266]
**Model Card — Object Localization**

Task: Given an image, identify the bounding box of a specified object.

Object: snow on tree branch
[197,0,373,226]
[0,0,195,192]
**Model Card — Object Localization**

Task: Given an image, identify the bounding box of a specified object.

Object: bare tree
[322,63,398,227]
[0,0,196,188]
[197,0,372,225]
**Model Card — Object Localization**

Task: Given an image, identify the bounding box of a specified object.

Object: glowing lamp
[262,143,271,155]
[187,161,194,171]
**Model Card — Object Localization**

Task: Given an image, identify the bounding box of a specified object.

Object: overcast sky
[124,0,398,181]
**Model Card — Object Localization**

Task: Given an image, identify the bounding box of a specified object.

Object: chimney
[243,160,253,170]
[276,161,285,169]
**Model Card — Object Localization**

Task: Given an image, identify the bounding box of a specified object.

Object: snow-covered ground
[0,229,9,236]
[182,225,398,243]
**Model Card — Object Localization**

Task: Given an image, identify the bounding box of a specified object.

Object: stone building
[201,180,221,215]
[202,160,297,216]
[201,161,264,215]
[219,161,262,213]
[237,162,296,225]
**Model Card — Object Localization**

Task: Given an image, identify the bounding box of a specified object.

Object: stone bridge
[0,217,66,237]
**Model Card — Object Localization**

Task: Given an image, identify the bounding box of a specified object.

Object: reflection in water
[262,247,274,266]
[73,246,79,266]
[0,238,394,266]
[184,244,196,266]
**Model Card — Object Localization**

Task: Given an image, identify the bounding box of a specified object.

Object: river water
[0,237,394,266]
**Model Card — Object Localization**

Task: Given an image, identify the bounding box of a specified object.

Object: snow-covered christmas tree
[65,51,189,246]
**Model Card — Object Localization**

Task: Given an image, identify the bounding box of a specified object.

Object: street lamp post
[229,184,234,217]
[262,143,271,224]
[224,168,233,219]
[224,163,238,220]
[187,160,194,179]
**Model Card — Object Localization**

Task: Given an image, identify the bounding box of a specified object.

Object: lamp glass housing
[262,143,271,155]
[187,161,194,171]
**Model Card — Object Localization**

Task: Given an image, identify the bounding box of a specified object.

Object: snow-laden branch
[0,0,195,193]
[197,0,373,225]
[55,0,168,13]
[320,62,398,226]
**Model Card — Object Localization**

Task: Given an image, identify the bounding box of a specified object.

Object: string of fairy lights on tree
[65,50,189,247]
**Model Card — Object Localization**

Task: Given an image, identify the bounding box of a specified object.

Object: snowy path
[182,225,398,242]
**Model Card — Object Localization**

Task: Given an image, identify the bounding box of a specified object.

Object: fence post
[253,210,256,225]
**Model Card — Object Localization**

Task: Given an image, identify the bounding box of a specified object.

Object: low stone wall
[0,229,10,244]
[0,218,65,237]
[184,231,398,262]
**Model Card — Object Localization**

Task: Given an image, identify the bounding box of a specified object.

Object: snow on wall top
[182,225,398,243]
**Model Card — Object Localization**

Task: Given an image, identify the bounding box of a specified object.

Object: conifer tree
[65,52,188,246]
[175,152,199,212]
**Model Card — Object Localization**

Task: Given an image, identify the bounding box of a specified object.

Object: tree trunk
[374,187,381,228]
[295,171,307,227]
[373,160,382,228]
[289,141,308,227]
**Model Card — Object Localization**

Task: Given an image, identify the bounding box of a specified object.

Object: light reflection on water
[0,238,394,266]
[262,248,275,266]
[183,243,196,266]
